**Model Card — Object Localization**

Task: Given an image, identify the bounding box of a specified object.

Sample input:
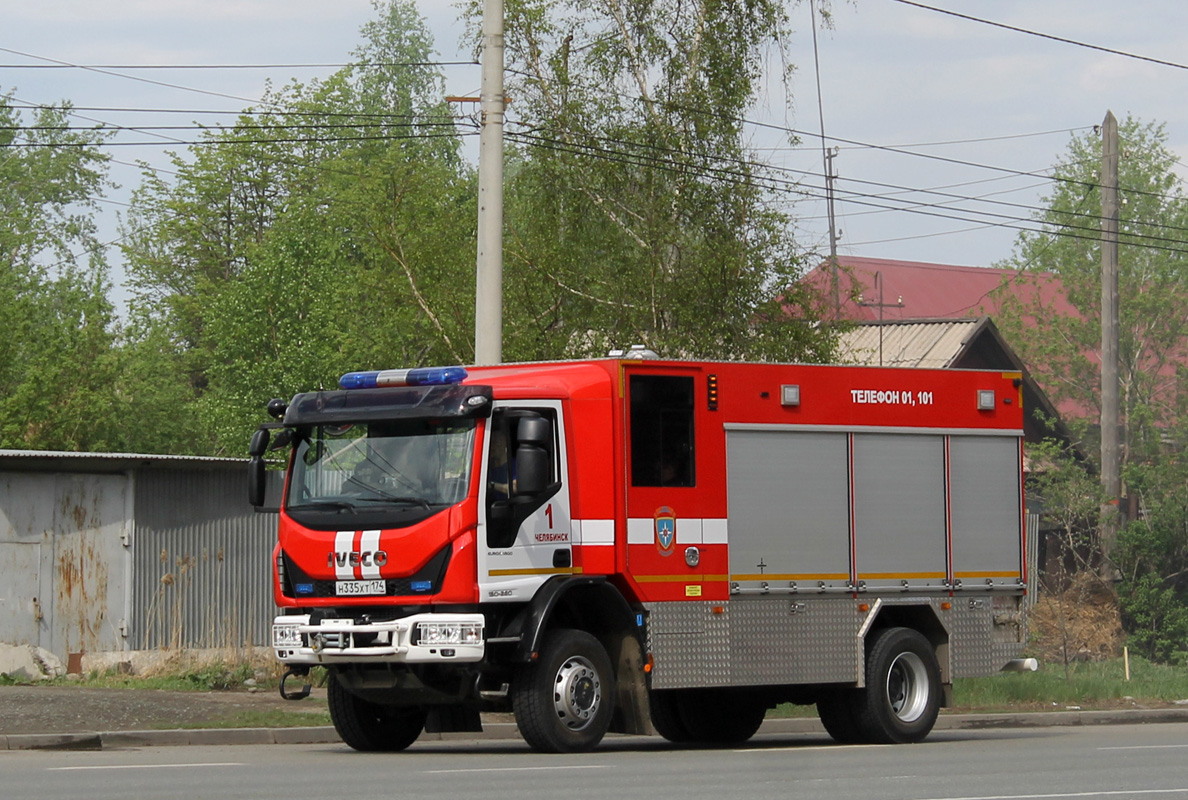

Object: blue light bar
[338,366,468,390]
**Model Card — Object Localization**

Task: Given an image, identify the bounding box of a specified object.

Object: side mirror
[249,428,270,457]
[248,456,268,508]
[248,427,274,508]
[515,416,554,494]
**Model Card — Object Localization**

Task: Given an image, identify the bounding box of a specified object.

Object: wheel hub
[885,651,929,723]
[553,655,602,730]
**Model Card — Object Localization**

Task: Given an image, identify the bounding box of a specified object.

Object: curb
[4,709,1187,751]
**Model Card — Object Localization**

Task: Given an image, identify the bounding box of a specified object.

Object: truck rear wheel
[513,628,615,753]
[327,671,427,752]
[678,689,766,744]
[648,689,691,743]
[854,627,941,744]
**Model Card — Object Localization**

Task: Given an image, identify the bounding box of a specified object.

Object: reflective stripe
[627,518,653,545]
[703,518,728,544]
[334,531,355,579]
[627,517,729,545]
[576,519,614,546]
[359,529,382,579]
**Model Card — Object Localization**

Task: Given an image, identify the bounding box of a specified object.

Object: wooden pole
[1100,111,1121,560]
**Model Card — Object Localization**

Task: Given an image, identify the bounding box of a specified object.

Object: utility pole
[1100,110,1122,560]
[809,0,841,317]
[474,0,505,365]
[825,147,840,314]
[856,271,903,367]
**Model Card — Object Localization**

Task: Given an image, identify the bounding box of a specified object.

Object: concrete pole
[1100,110,1122,557]
[474,0,505,365]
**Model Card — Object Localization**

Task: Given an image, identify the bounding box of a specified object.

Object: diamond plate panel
[646,598,862,689]
[729,597,862,686]
[647,591,1027,689]
[950,593,1027,677]
[645,601,731,689]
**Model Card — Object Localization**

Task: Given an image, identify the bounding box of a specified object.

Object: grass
[951,656,1188,712]
[164,709,333,730]
[769,656,1188,718]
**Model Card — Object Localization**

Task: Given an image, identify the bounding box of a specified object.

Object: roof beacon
[338,366,468,390]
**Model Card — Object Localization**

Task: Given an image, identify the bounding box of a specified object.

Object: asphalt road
[2,723,1187,800]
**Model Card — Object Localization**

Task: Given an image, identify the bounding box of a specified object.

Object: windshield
[287,417,476,527]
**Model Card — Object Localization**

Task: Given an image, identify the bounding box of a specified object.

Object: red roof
[803,256,1079,323]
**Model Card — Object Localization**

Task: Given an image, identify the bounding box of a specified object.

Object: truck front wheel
[513,628,615,753]
[327,671,427,752]
[854,627,941,744]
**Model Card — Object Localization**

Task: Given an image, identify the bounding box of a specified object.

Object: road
[2,724,1187,800]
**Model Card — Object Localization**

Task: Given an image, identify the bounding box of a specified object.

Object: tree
[998,117,1188,463]
[997,117,1188,663]
[0,95,124,450]
[122,1,476,454]
[466,0,837,362]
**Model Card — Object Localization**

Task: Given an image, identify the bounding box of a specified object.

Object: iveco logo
[328,550,389,568]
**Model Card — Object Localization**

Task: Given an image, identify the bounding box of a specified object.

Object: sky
[7,0,1188,313]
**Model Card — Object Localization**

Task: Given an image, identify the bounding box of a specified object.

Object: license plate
[335,579,386,596]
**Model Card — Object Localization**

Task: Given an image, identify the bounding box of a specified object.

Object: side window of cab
[485,409,561,547]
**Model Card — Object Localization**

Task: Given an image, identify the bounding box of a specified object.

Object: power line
[6,130,477,148]
[2,102,459,119]
[0,61,477,70]
[890,0,1188,72]
[507,129,1188,255]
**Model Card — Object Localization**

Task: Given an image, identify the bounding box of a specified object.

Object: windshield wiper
[353,494,432,511]
[289,500,356,513]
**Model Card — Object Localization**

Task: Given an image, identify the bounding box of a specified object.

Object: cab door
[623,366,728,602]
[477,400,574,602]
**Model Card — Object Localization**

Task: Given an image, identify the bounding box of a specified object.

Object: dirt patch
[1029,573,1125,665]
[0,685,329,735]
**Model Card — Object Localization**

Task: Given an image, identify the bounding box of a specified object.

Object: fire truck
[248,356,1031,753]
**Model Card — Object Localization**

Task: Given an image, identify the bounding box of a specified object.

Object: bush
[1118,574,1188,665]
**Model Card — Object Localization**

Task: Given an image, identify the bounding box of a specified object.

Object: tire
[853,627,941,744]
[677,689,767,745]
[327,671,427,752]
[513,628,616,753]
[648,689,692,743]
[816,689,865,744]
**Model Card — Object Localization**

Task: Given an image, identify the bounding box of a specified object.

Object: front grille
[281,544,451,599]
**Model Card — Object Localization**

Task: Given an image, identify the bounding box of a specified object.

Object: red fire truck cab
[249,357,1030,753]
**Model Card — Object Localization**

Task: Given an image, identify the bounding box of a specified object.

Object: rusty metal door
[48,474,131,660]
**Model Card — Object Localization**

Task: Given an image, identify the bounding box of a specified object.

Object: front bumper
[273,613,485,665]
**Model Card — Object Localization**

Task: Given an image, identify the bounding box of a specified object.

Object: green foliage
[121,1,477,454]
[1117,574,1188,665]
[997,118,1188,663]
[0,95,125,451]
[6,1,839,456]
[997,117,1188,459]
[112,0,836,456]
[470,0,836,362]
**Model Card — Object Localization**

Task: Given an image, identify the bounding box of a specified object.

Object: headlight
[417,621,483,646]
[273,623,304,648]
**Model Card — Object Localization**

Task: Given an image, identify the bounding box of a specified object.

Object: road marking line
[48,762,244,772]
[1099,745,1188,750]
[918,789,1188,800]
[733,744,892,753]
[424,765,606,775]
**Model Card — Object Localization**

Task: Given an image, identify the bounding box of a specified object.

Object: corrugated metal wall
[131,470,278,650]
